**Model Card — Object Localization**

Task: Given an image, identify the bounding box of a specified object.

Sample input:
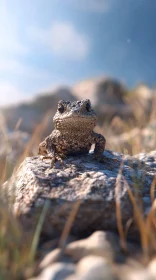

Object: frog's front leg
[38,140,48,156]
[92,132,106,161]
[38,138,64,166]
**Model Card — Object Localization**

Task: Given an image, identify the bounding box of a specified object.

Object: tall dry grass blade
[149,95,156,122]
[150,177,156,204]
[115,163,127,252]
[146,199,156,228]
[0,158,7,184]
[14,118,23,131]
[59,200,81,250]
[29,199,50,263]
[145,199,156,251]
[0,188,35,279]
[124,217,133,238]
[0,111,8,138]
[0,113,10,183]
[126,185,149,257]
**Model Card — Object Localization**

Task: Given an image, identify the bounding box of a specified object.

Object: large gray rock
[5,149,156,238]
[29,263,75,280]
[39,231,121,271]
[67,255,116,280]
[148,258,156,279]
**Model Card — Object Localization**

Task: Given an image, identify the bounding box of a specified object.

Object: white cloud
[0,58,54,106]
[28,22,89,60]
[0,37,28,56]
[0,59,28,74]
[0,82,28,107]
[0,58,72,106]
[0,0,29,56]
[57,0,110,13]
[0,59,52,80]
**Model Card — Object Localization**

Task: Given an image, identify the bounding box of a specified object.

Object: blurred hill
[1,86,76,135]
[1,77,135,134]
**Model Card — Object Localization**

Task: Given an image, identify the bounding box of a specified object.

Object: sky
[0,0,156,106]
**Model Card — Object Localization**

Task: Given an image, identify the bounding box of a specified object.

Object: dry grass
[100,93,156,155]
[115,163,156,258]
[0,96,155,279]
[115,176,156,261]
[0,112,53,279]
[0,196,33,279]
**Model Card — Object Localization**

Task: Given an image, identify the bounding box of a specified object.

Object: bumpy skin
[39,99,106,165]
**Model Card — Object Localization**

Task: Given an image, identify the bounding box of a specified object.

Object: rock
[148,258,156,279]
[65,231,121,261]
[39,248,62,270]
[29,263,75,280]
[114,260,154,280]
[66,255,116,280]
[73,77,132,123]
[38,231,118,274]
[39,236,76,270]
[120,269,153,280]
[5,149,156,239]
[38,230,140,275]
[128,84,155,124]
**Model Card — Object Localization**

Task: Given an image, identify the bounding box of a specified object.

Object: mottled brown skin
[39,99,106,165]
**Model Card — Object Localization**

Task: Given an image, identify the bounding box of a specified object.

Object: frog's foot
[41,155,53,161]
[54,153,67,166]
[38,141,47,156]
[41,153,66,167]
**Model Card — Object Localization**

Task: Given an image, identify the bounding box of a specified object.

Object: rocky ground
[3,149,156,280]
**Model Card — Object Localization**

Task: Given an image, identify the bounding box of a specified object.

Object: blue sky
[0,0,156,105]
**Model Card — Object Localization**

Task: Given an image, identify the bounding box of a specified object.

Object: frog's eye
[86,102,91,112]
[58,104,65,113]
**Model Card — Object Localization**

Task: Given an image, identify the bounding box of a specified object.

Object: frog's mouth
[54,112,97,121]
[55,115,97,123]
[54,115,97,130]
